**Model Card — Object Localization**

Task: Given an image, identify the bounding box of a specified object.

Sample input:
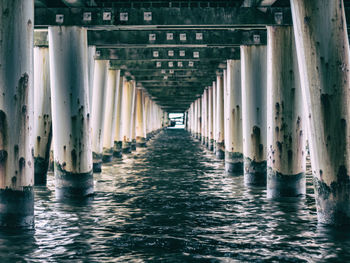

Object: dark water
[1,129,350,262]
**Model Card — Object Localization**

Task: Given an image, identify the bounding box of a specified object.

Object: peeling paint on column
[266,26,305,199]
[241,45,267,186]
[49,26,93,199]
[291,0,350,225]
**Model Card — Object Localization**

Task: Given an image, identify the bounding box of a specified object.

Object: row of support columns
[0,0,168,227]
[187,0,350,226]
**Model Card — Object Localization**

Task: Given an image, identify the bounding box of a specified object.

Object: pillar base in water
[122,142,132,154]
[208,140,214,151]
[0,187,34,228]
[102,148,113,163]
[34,157,48,185]
[225,152,243,174]
[244,157,267,186]
[131,139,136,151]
[313,176,350,226]
[55,163,93,200]
[136,137,147,148]
[93,153,102,173]
[113,141,123,158]
[216,142,225,159]
[267,168,305,199]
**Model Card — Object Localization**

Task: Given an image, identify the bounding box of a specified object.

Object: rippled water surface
[1,129,350,262]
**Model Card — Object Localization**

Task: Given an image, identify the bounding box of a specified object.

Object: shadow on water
[0,129,350,262]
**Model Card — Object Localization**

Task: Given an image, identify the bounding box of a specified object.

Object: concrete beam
[96,47,239,60]
[88,29,267,47]
[34,7,277,28]
[109,60,225,70]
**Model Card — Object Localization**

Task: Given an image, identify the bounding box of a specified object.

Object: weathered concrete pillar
[208,86,214,151]
[34,46,52,185]
[225,60,243,174]
[88,46,95,113]
[130,81,137,151]
[212,81,217,152]
[91,60,108,172]
[291,0,350,225]
[102,69,120,163]
[0,0,34,228]
[241,45,267,186]
[266,26,305,199]
[121,80,135,153]
[201,92,206,145]
[193,100,198,138]
[216,74,225,159]
[113,75,124,158]
[135,89,147,147]
[204,89,210,147]
[197,98,202,141]
[49,26,93,199]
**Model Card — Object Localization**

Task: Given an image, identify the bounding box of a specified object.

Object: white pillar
[291,0,350,225]
[121,80,135,153]
[212,81,217,152]
[102,69,120,162]
[88,46,95,113]
[49,26,93,199]
[225,59,243,174]
[136,89,147,147]
[208,86,214,151]
[34,46,52,185]
[266,26,305,199]
[216,74,225,159]
[0,0,34,227]
[241,45,267,186]
[130,81,137,151]
[113,75,124,158]
[91,60,108,172]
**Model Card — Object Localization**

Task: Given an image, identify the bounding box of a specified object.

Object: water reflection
[0,129,349,262]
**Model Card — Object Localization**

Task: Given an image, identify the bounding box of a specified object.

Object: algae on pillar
[241,45,267,186]
[113,74,124,158]
[225,60,243,174]
[0,0,34,228]
[135,89,147,147]
[291,0,350,225]
[215,74,225,159]
[208,86,214,151]
[121,80,135,153]
[266,26,305,199]
[49,26,93,199]
[34,46,52,185]
[91,60,109,172]
[102,69,121,163]
[130,81,137,151]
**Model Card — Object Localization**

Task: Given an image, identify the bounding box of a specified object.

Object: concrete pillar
[197,98,202,141]
[102,69,120,163]
[136,89,147,147]
[130,81,137,151]
[113,75,124,158]
[212,81,217,152]
[144,95,151,138]
[88,46,95,113]
[291,0,350,225]
[0,0,34,228]
[208,86,214,151]
[91,60,108,172]
[216,74,225,159]
[241,45,267,186]
[266,26,305,199]
[121,80,135,153]
[201,92,206,145]
[193,100,198,138]
[34,46,52,185]
[49,26,93,199]
[204,89,210,147]
[225,60,243,174]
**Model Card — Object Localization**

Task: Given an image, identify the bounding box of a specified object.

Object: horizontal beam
[96,47,239,60]
[88,29,267,46]
[127,70,220,77]
[34,7,285,28]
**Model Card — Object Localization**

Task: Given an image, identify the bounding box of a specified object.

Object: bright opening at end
[168,113,184,129]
